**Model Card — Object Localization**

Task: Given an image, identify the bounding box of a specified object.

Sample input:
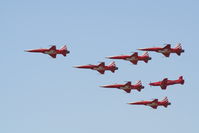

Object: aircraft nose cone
[67,51,70,54]
[115,67,119,70]
[25,50,32,52]
[182,49,185,53]
[168,102,171,105]
[74,66,81,68]
[148,57,152,60]
[106,56,111,59]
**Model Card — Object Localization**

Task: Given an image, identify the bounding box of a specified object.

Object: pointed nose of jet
[106,56,115,59]
[99,85,106,88]
[168,102,171,105]
[67,50,70,54]
[25,50,32,52]
[73,66,82,68]
[137,48,145,51]
[73,65,90,69]
[115,67,119,70]
[127,102,139,105]
[181,49,185,53]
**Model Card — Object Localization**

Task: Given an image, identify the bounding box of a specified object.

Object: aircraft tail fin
[109,61,117,73]
[162,97,168,102]
[135,80,142,85]
[162,97,170,108]
[175,43,182,49]
[60,45,67,56]
[142,52,149,57]
[108,61,116,67]
[60,45,67,50]
[142,52,151,63]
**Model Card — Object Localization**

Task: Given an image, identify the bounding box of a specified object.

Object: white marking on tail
[109,61,116,66]
[135,80,142,85]
[60,45,67,50]
[162,97,168,102]
[142,52,149,56]
[175,43,182,49]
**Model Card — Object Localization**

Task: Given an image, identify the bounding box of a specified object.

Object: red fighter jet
[138,43,184,57]
[74,62,118,74]
[106,52,152,65]
[149,76,184,90]
[128,97,171,109]
[100,80,144,93]
[25,45,70,58]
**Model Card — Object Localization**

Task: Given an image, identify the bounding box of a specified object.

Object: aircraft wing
[162,52,170,57]
[151,105,158,109]
[131,52,138,57]
[49,54,57,58]
[152,99,158,103]
[97,70,105,74]
[125,81,131,86]
[130,60,138,65]
[98,62,105,67]
[123,89,131,93]
[163,44,171,49]
[161,78,168,89]
[49,45,56,51]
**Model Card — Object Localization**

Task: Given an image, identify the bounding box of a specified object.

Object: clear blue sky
[1,0,199,133]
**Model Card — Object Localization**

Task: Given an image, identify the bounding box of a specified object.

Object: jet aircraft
[106,52,152,65]
[149,76,184,90]
[128,97,171,109]
[74,62,118,74]
[25,45,70,58]
[100,80,144,93]
[138,43,184,57]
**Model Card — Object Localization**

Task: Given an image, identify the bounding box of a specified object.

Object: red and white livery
[74,62,118,74]
[149,76,184,90]
[128,97,171,109]
[107,52,152,65]
[100,80,144,93]
[25,45,70,58]
[138,43,184,57]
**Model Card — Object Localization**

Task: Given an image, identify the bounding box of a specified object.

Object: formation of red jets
[25,43,185,109]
